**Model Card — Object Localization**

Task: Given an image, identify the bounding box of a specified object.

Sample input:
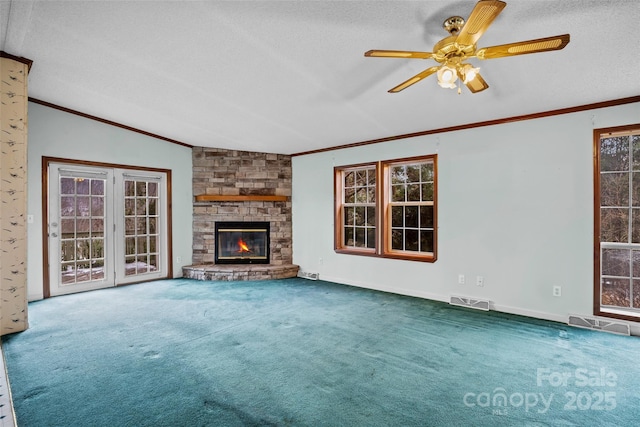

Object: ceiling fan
[365,0,570,94]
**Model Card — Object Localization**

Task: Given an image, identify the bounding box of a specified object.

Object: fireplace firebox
[215,221,270,264]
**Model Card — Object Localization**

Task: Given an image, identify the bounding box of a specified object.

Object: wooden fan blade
[465,72,489,93]
[456,0,506,46]
[365,50,434,59]
[389,66,440,93]
[476,34,570,59]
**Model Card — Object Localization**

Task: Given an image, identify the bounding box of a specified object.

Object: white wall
[292,102,640,331]
[27,102,193,301]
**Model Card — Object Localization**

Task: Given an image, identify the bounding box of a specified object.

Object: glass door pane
[123,179,160,276]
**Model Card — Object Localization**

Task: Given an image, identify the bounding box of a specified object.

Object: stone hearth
[183,264,299,281]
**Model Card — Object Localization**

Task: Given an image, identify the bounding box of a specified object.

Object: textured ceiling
[2,0,639,154]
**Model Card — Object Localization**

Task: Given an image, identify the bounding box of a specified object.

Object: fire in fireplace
[215,221,270,264]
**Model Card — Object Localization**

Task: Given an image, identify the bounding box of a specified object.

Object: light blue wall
[27,102,193,301]
[292,102,640,329]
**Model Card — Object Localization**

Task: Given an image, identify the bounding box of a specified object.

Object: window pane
[76,179,89,195]
[125,217,135,235]
[633,251,640,277]
[405,229,418,251]
[61,240,75,261]
[367,187,376,203]
[344,227,354,246]
[125,256,136,276]
[148,182,158,197]
[125,198,135,216]
[60,218,75,238]
[391,184,405,202]
[124,181,135,197]
[391,206,403,227]
[633,173,640,206]
[91,196,104,216]
[602,278,630,307]
[355,188,367,203]
[355,228,365,247]
[406,165,420,182]
[150,254,158,270]
[600,136,629,172]
[344,207,354,226]
[391,229,403,250]
[148,198,157,215]
[125,237,136,255]
[422,183,434,201]
[391,166,406,184]
[136,181,147,197]
[149,217,157,234]
[421,163,434,181]
[633,135,640,171]
[76,197,90,217]
[367,228,376,249]
[61,196,75,217]
[600,208,629,242]
[149,236,157,253]
[136,198,147,215]
[90,179,104,196]
[407,184,420,202]
[345,188,355,204]
[60,177,75,194]
[367,169,376,186]
[633,209,640,243]
[634,279,640,309]
[602,248,630,277]
[355,170,367,186]
[137,237,147,254]
[366,207,376,226]
[136,217,147,234]
[600,173,629,206]
[76,239,90,260]
[344,171,354,187]
[76,218,90,234]
[355,207,365,226]
[91,239,104,258]
[421,231,434,253]
[405,206,418,228]
[420,206,434,228]
[91,218,104,234]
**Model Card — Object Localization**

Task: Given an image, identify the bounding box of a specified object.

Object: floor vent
[297,271,319,280]
[567,315,630,336]
[449,296,490,311]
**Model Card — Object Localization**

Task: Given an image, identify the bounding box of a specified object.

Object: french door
[48,162,168,297]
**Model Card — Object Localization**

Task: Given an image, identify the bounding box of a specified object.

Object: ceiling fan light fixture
[437,65,458,89]
[460,63,480,84]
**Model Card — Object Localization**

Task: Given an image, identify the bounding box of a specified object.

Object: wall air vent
[449,296,490,311]
[298,271,319,281]
[567,315,630,336]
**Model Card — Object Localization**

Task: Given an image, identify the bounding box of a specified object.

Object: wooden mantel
[195,194,288,202]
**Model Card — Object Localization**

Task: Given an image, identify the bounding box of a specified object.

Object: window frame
[594,124,640,322]
[334,154,437,263]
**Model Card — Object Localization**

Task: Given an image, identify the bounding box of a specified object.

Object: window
[595,125,640,320]
[335,155,437,262]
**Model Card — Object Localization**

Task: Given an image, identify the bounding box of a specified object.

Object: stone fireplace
[183,147,299,281]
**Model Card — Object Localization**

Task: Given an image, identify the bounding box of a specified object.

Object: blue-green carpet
[3,278,640,426]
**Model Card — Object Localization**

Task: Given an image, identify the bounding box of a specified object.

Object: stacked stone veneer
[191,147,293,268]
